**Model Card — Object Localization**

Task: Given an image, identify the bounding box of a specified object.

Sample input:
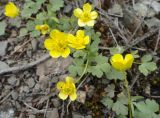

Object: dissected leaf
[107,67,127,80]
[104,84,115,98]
[112,101,128,115]
[101,97,113,109]
[50,0,64,12]
[139,62,157,76]
[141,54,152,62]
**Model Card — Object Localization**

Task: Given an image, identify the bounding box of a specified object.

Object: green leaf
[104,84,115,98]
[0,21,7,36]
[19,28,28,37]
[87,55,111,78]
[73,50,87,58]
[50,0,64,12]
[112,101,128,115]
[133,99,159,118]
[134,99,159,113]
[107,67,127,80]
[30,30,40,37]
[138,62,157,76]
[26,20,35,31]
[117,115,127,118]
[141,54,152,62]
[36,12,47,21]
[101,97,113,109]
[109,46,124,55]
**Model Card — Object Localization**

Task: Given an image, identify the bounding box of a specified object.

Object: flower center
[82,13,91,22]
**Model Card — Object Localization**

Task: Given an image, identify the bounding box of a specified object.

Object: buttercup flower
[57,76,77,101]
[44,30,70,58]
[67,30,90,50]
[35,24,50,35]
[5,2,19,18]
[74,3,98,27]
[110,54,134,71]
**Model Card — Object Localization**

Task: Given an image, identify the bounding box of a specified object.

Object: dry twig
[0,54,50,75]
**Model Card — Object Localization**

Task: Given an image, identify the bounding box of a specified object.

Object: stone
[77,90,86,104]
[46,108,59,118]
[72,112,84,118]
[52,98,61,108]
[0,61,9,70]
[26,78,35,88]
[11,91,18,100]
[7,76,18,86]
[0,41,8,56]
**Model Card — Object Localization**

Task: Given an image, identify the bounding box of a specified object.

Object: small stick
[154,29,160,53]
[0,54,50,75]
[109,28,119,46]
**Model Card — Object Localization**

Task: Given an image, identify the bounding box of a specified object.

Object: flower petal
[111,61,125,71]
[44,38,55,50]
[61,47,70,58]
[86,20,95,26]
[84,36,90,45]
[56,81,65,90]
[59,92,68,100]
[50,30,59,38]
[124,54,134,69]
[49,50,61,58]
[69,92,77,101]
[91,11,98,19]
[78,19,86,27]
[76,30,85,38]
[74,8,83,18]
[5,2,19,18]
[83,3,92,12]
[65,76,74,83]
[111,54,123,62]
[67,34,76,43]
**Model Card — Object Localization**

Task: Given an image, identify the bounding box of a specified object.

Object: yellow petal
[57,81,65,90]
[35,25,41,30]
[65,76,74,83]
[5,2,19,18]
[78,19,86,27]
[50,29,59,38]
[74,8,83,18]
[84,36,90,45]
[69,92,77,101]
[44,38,55,50]
[59,92,68,100]
[76,30,85,38]
[41,30,47,35]
[111,61,125,71]
[111,54,123,62]
[83,3,92,12]
[61,47,70,58]
[124,54,134,69]
[91,11,98,19]
[67,34,76,43]
[86,20,95,26]
[50,50,61,58]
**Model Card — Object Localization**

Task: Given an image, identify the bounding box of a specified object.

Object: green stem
[124,77,132,118]
[76,59,89,83]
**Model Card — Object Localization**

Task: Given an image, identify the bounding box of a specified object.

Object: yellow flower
[74,3,98,27]
[110,54,134,71]
[57,76,77,101]
[67,30,90,50]
[44,30,70,58]
[35,24,50,35]
[4,2,19,18]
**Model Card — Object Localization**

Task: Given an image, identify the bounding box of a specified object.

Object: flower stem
[124,77,132,118]
[76,59,89,83]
